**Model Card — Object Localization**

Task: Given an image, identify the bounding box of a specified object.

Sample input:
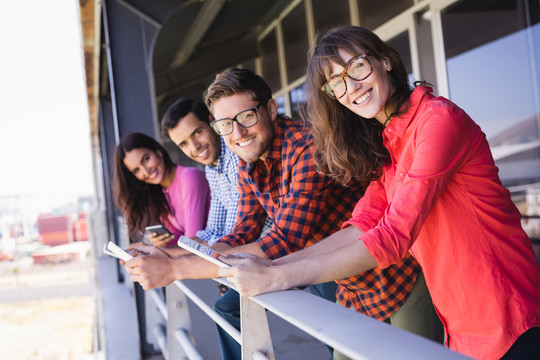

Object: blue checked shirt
[195,137,239,245]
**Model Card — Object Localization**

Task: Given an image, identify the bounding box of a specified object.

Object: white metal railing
[147,278,471,360]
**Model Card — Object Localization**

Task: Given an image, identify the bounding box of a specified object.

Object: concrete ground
[0,254,331,360]
[0,256,95,360]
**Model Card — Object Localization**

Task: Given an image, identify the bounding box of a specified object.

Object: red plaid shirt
[219,116,420,319]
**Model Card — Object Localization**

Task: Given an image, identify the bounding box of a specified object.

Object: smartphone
[177,235,229,268]
[103,241,133,262]
[145,224,174,237]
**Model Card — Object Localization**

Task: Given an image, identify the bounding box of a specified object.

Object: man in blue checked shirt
[162,97,240,246]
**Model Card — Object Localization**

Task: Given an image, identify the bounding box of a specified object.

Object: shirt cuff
[342,217,373,233]
[216,234,242,248]
[195,230,220,246]
[360,230,394,269]
[256,233,293,260]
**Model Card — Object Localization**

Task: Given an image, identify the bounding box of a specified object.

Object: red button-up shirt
[219,115,421,320]
[345,86,540,359]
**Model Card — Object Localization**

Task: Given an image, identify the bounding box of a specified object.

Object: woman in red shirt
[220,26,540,359]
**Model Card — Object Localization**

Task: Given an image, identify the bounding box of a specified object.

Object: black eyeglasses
[321,54,373,99]
[210,100,268,136]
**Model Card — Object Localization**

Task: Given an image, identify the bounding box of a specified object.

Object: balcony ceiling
[152,0,292,99]
[79,0,294,136]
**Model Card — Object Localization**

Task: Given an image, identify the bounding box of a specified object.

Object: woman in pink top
[219,26,540,359]
[113,132,210,247]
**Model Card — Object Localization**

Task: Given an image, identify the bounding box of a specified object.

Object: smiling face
[122,147,168,186]
[212,93,277,163]
[167,112,221,166]
[330,48,393,125]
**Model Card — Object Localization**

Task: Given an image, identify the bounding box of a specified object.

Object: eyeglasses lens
[326,56,370,99]
[213,121,232,135]
[212,108,259,135]
[237,109,257,126]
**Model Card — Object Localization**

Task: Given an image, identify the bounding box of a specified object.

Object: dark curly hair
[161,97,211,139]
[112,132,175,241]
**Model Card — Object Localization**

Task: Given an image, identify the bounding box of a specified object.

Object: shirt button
[399,172,404,178]
[425,180,430,184]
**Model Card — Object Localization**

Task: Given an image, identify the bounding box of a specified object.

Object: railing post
[166,284,193,360]
[240,296,275,360]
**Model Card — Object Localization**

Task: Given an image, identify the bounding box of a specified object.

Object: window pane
[357,0,413,30]
[386,31,414,85]
[239,59,256,73]
[260,29,281,91]
[275,95,286,116]
[442,0,540,188]
[282,4,309,82]
[312,0,351,33]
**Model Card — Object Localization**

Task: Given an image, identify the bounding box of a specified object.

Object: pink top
[163,165,211,246]
[344,86,540,359]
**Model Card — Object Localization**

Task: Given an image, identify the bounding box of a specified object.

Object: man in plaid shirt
[127,69,441,359]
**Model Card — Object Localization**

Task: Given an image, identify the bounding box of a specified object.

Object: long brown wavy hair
[112,132,175,241]
[302,26,412,184]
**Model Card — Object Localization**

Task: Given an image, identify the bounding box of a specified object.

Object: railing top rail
[247,287,469,360]
[174,278,470,360]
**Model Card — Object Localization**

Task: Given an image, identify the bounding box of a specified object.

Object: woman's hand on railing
[218,253,280,297]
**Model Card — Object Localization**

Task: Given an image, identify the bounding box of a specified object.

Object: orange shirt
[344,86,540,359]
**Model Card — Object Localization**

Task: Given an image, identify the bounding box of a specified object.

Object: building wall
[149,1,539,191]
[97,0,540,250]
[220,0,540,189]
[153,0,540,243]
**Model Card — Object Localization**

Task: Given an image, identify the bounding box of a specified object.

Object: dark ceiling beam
[155,39,259,98]
[116,0,162,27]
[169,0,227,68]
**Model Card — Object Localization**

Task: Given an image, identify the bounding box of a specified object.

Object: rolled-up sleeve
[343,176,387,232]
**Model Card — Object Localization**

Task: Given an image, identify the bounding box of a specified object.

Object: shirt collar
[246,115,286,174]
[385,85,432,137]
[265,115,286,162]
[208,136,228,173]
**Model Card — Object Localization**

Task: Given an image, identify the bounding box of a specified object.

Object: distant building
[37,213,88,246]
[73,213,89,242]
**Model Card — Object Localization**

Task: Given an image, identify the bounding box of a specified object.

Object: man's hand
[125,245,176,290]
[218,253,278,297]
[126,241,146,252]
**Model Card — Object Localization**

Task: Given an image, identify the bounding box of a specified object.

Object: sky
[0,0,94,199]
